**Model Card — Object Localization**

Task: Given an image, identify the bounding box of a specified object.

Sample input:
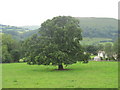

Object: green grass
[90,55,96,59]
[2,61,118,88]
[0,64,2,89]
[81,37,113,45]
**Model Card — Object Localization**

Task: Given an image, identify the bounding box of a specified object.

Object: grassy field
[2,61,118,88]
[0,64,2,89]
[81,37,113,45]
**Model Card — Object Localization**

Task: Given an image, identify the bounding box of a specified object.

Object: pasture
[2,61,118,88]
[81,37,113,45]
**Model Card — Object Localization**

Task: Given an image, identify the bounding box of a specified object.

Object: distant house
[94,51,106,61]
[113,54,117,60]
[94,56,101,61]
[98,51,105,58]
[94,50,117,61]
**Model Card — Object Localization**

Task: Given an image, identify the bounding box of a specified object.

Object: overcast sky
[0,0,119,26]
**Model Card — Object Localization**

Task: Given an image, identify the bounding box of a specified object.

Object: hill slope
[21,17,118,39]
[1,17,118,42]
[77,17,118,39]
[0,24,38,40]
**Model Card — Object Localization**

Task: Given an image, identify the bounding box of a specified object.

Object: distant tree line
[2,34,22,63]
[83,41,119,60]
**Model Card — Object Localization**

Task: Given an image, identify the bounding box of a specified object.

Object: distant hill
[1,17,118,43]
[77,17,118,39]
[20,25,40,30]
[0,24,38,40]
[19,17,118,39]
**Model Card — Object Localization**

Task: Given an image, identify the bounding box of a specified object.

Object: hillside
[77,17,118,39]
[1,17,118,44]
[20,25,40,30]
[0,24,38,40]
[21,17,118,39]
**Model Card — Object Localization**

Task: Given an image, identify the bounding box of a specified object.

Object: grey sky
[0,0,119,26]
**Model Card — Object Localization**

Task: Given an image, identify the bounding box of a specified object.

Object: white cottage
[94,56,101,61]
[98,51,105,58]
[94,51,106,61]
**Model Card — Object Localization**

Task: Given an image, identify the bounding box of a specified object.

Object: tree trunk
[58,65,64,70]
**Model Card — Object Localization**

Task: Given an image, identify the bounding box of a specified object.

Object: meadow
[2,61,118,88]
[81,37,113,45]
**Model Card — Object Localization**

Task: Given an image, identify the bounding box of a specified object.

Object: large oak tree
[24,16,89,70]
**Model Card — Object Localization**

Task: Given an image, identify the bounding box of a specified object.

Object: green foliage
[113,38,120,60]
[82,53,90,63]
[19,59,24,63]
[96,44,104,51]
[83,45,99,55]
[2,45,13,63]
[104,43,113,59]
[19,57,27,63]
[2,34,21,63]
[24,16,88,69]
[11,49,21,62]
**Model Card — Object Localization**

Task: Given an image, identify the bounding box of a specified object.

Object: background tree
[24,16,89,70]
[113,38,119,60]
[84,45,98,55]
[2,34,21,63]
[118,38,120,61]
[104,43,113,60]
[96,44,104,51]
[0,33,2,63]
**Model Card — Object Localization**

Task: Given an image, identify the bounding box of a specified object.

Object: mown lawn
[2,61,118,88]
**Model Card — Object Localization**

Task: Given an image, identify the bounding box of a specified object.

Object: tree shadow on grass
[53,69,72,71]
[30,64,89,72]
[31,68,73,72]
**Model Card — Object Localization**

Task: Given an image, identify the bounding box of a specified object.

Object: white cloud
[0,0,119,26]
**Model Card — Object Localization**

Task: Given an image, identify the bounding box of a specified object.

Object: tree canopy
[2,34,21,63]
[24,16,89,70]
